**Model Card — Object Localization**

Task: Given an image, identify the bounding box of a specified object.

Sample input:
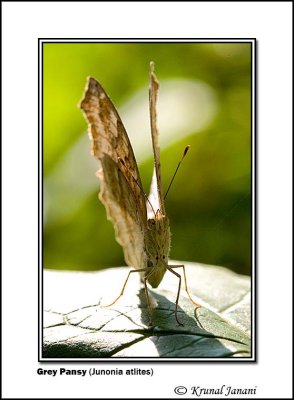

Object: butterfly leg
[142,277,150,311]
[166,266,184,326]
[103,268,149,307]
[142,268,159,325]
[168,264,202,308]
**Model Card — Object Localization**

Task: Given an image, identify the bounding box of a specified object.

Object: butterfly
[80,62,199,325]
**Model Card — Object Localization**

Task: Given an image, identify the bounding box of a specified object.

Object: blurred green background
[43,42,252,275]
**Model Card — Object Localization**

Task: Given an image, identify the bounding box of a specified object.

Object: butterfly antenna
[118,157,156,216]
[164,145,190,200]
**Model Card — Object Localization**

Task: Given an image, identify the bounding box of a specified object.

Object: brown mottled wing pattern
[148,62,165,215]
[80,77,147,269]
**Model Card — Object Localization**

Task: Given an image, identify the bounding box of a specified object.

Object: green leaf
[43,262,251,359]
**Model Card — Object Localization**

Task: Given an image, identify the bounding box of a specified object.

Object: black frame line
[38,38,256,363]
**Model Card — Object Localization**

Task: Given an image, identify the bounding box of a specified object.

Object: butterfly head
[144,211,171,288]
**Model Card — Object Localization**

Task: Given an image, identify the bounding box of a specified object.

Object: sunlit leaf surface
[43,262,251,359]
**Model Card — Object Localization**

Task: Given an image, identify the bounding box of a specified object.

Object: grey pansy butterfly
[80,62,199,325]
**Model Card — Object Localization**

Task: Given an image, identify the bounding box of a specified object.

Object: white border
[2,2,292,399]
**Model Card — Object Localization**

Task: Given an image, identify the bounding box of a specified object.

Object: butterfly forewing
[80,77,147,269]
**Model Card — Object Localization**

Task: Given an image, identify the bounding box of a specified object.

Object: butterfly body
[144,214,170,288]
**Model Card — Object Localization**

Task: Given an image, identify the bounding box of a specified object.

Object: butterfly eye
[156,256,159,260]
[162,255,165,259]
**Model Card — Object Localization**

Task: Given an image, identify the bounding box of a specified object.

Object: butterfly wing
[148,62,166,216]
[80,77,147,269]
